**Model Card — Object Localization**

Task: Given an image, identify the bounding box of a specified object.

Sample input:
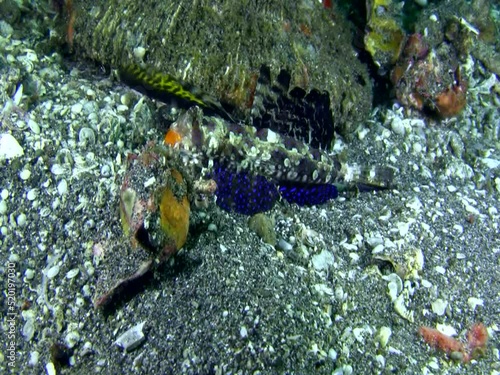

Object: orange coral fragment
[434,68,467,118]
[419,323,489,363]
[467,323,488,352]
[418,327,465,355]
[435,84,467,118]
[164,129,182,146]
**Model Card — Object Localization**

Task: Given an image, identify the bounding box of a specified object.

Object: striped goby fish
[165,106,394,194]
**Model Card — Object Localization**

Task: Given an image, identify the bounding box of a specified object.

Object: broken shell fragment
[119,145,190,255]
[93,239,153,309]
[95,144,191,309]
[373,246,424,280]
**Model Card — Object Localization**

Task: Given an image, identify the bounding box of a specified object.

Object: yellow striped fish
[119,64,233,120]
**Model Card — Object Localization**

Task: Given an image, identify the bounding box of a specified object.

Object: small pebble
[412,142,422,154]
[28,351,39,367]
[421,279,432,288]
[328,348,337,362]
[116,104,128,113]
[0,20,14,37]
[27,189,38,201]
[100,164,111,177]
[28,119,40,134]
[57,179,68,195]
[375,354,386,368]
[84,261,94,276]
[436,323,457,337]
[434,266,446,275]
[391,118,405,136]
[240,326,248,339]
[377,326,392,348]
[79,127,95,145]
[13,84,23,105]
[82,285,91,297]
[0,200,7,214]
[133,46,146,60]
[372,244,384,254]
[24,269,35,280]
[277,239,293,252]
[71,103,83,114]
[343,364,353,375]
[16,213,27,227]
[65,331,81,348]
[80,341,93,356]
[51,164,66,176]
[120,94,132,106]
[22,319,35,341]
[19,169,31,180]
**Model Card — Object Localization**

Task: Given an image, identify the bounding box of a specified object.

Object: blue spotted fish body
[167,107,394,215]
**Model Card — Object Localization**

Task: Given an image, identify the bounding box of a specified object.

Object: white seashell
[467,297,484,312]
[115,322,146,352]
[133,46,146,60]
[66,268,80,279]
[311,250,334,271]
[45,362,56,375]
[46,265,60,279]
[431,299,448,316]
[26,189,38,201]
[13,84,23,105]
[377,326,392,348]
[19,169,31,180]
[57,179,68,195]
[0,133,24,160]
[28,119,40,134]
[50,164,67,176]
[436,323,457,337]
[393,294,414,322]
